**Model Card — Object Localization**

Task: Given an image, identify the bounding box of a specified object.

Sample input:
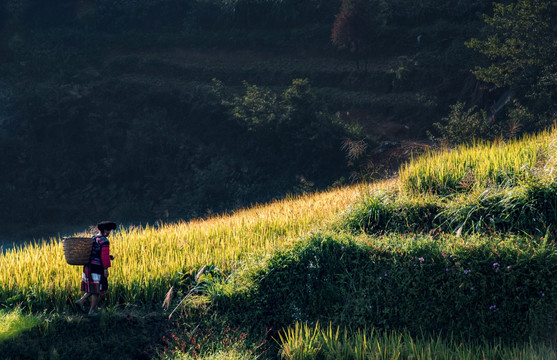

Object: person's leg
[78,292,91,303]
[75,292,91,312]
[89,294,100,314]
[78,265,92,309]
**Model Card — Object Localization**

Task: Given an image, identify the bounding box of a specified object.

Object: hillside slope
[0,0,492,235]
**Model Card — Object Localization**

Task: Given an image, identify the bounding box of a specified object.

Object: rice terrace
[1,0,557,359]
[2,128,556,359]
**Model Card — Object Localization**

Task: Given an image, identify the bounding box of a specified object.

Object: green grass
[0,186,360,310]
[216,231,557,341]
[161,350,253,360]
[158,320,267,360]
[0,308,42,343]
[399,126,556,195]
[2,128,557,358]
[278,322,557,360]
[342,127,557,236]
[0,309,170,360]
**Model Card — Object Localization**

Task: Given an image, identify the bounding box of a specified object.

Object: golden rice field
[3,127,556,311]
[0,185,363,309]
[399,126,557,195]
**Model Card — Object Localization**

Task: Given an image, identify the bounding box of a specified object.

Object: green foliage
[339,189,442,234]
[0,0,516,233]
[159,322,265,360]
[232,82,279,131]
[221,232,557,340]
[342,128,557,236]
[90,0,341,31]
[384,0,491,25]
[231,78,320,131]
[228,78,352,179]
[468,0,555,88]
[278,322,557,360]
[342,178,557,237]
[467,0,557,125]
[401,128,554,195]
[430,101,491,145]
[161,350,254,360]
[0,310,169,360]
[278,322,321,360]
[0,76,353,232]
[0,308,41,343]
[439,178,557,236]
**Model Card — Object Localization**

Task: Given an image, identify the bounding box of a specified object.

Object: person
[75,221,116,315]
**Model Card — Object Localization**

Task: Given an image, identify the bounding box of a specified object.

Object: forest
[1,0,555,237]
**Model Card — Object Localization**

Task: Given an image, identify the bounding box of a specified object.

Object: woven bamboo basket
[62,237,93,265]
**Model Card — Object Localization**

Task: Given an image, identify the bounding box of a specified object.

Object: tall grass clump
[0,308,42,343]
[342,128,557,236]
[220,232,557,341]
[0,186,360,310]
[439,177,557,235]
[339,187,443,234]
[399,127,556,195]
[278,322,557,360]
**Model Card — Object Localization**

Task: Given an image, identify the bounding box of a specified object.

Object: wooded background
[1,0,554,236]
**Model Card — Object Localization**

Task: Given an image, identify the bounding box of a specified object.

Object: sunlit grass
[399,126,557,195]
[3,128,557,358]
[0,186,362,309]
[0,308,42,343]
[278,321,557,360]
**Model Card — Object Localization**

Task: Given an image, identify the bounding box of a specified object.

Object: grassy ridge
[400,127,556,195]
[0,186,360,310]
[217,231,557,341]
[343,127,557,236]
[2,128,557,358]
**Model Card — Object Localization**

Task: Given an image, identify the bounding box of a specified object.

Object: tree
[229,79,352,179]
[430,102,491,145]
[466,0,557,125]
[331,0,380,70]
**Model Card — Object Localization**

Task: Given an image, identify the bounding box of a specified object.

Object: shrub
[219,232,557,341]
[339,189,442,234]
[466,0,557,125]
[439,177,557,236]
[340,176,557,237]
[430,101,491,145]
[228,78,352,180]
